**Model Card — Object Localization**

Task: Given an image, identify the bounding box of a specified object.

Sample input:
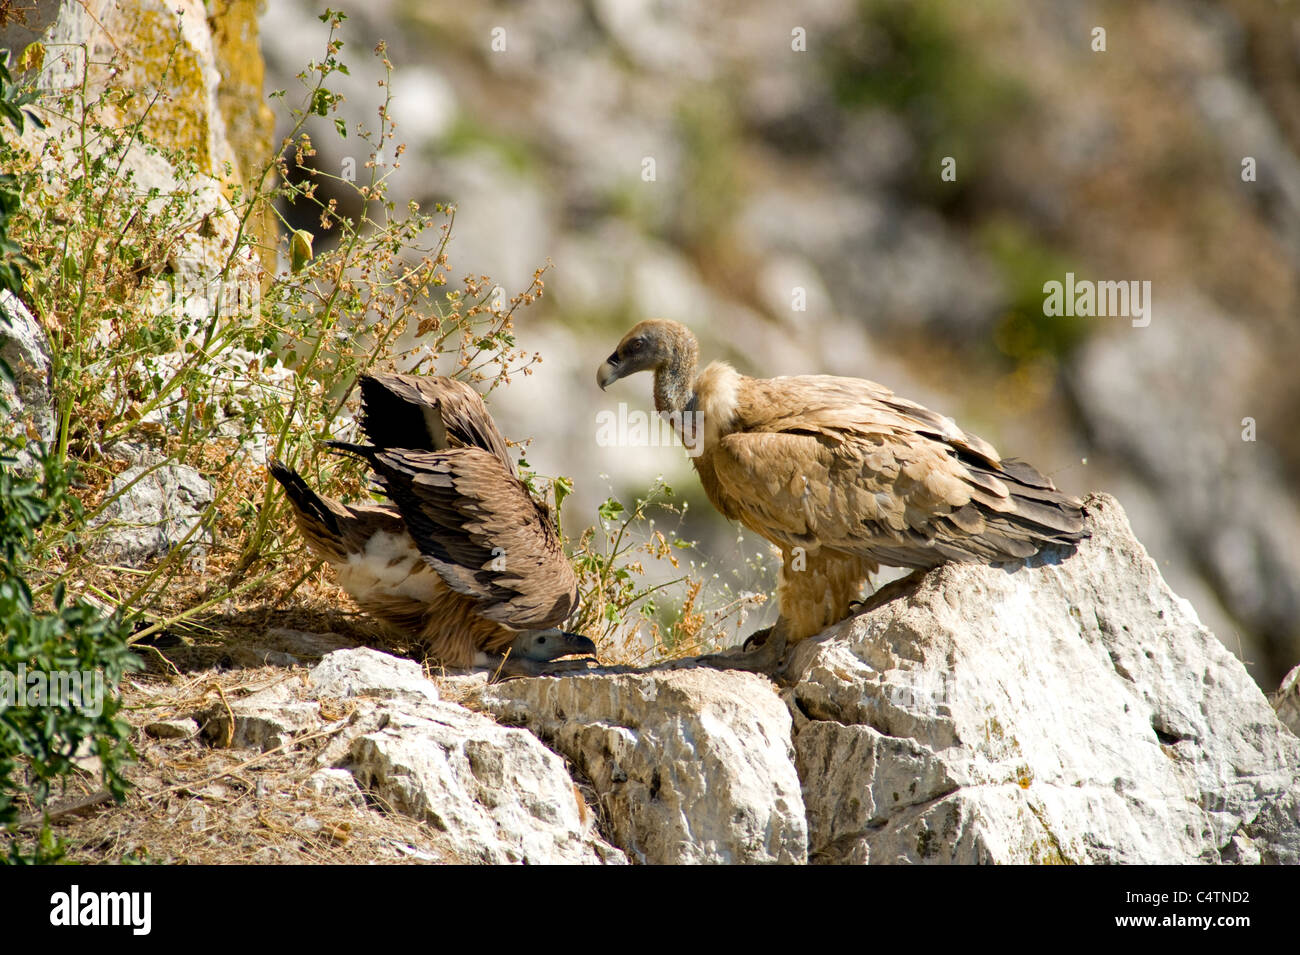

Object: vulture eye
[537,635,547,644]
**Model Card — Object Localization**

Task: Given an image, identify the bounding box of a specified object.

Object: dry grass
[4,583,628,864]
[2,649,477,864]
[4,545,736,864]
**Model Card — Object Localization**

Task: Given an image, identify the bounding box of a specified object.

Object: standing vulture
[269,375,592,673]
[596,319,1086,668]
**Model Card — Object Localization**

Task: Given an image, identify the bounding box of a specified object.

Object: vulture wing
[709,375,1085,568]
[358,373,515,473]
[333,443,578,631]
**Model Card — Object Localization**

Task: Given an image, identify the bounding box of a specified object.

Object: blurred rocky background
[257,0,1300,690]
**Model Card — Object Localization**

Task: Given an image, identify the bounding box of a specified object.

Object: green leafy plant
[0,13,548,641]
[564,477,765,664]
[0,361,140,863]
[0,46,42,297]
[0,45,136,861]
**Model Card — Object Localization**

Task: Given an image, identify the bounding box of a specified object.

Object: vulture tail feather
[269,458,340,537]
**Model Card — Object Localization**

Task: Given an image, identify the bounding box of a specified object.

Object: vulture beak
[556,631,598,658]
[596,352,622,391]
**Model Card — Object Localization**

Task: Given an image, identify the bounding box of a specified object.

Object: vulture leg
[694,548,875,673]
[777,549,875,641]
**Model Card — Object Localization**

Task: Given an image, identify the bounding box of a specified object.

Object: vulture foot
[696,627,788,674]
[850,569,930,616]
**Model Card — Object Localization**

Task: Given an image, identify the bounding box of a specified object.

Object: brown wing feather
[359,373,515,473]
[357,446,578,631]
[709,375,1084,569]
[271,457,525,665]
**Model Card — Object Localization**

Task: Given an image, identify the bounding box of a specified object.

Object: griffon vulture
[268,375,592,673]
[597,319,1085,668]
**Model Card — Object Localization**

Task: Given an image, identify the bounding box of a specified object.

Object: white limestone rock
[1273,664,1300,738]
[298,649,625,864]
[200,681,320,753]
[787,493,1300,864]
[144,718,200,740]
[348,701,625,865]
[303,768,368,809]
[0,290,55,468]
[309,647,440,706]
[480,668,807,864]
[91,463,214,566]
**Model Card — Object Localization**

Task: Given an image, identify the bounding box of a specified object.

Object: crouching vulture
[269,374,594,675]
[597,319,1086,670]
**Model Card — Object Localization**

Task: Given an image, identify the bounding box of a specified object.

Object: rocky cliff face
[2,0,272,197]
[785,494,1298,864]
[188,494,1300,864]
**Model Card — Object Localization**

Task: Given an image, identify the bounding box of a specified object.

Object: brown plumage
[326,442,579,636]
[597,319,1086,650]
[358,372,514,470]
[269,375,588,670]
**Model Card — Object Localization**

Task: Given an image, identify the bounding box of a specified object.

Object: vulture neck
[651,333,699,415]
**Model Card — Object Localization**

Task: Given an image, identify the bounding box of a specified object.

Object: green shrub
[1,48,138,859]
[0,13,550,639]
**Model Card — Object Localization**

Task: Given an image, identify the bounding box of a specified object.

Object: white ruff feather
[694,361,741,450]
[337,530,442,603]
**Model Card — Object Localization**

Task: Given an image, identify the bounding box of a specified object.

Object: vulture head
[596,319,698,393]
[509,628,598,663]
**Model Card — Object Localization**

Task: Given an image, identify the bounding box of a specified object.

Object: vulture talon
[696,629,788,674]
